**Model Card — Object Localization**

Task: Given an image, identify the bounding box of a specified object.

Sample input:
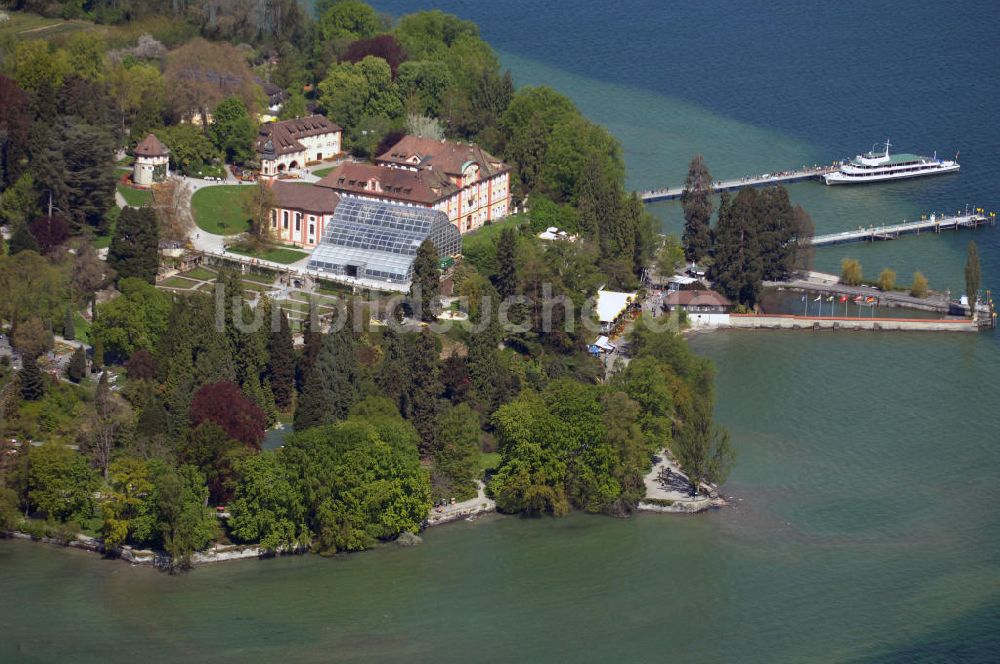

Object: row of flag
[801,294,877,305]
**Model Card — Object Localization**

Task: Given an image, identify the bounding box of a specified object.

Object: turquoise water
[3,2,1000,662]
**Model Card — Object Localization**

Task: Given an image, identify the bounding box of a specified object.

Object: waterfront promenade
[639,164,837,202]
[726,314,978,333]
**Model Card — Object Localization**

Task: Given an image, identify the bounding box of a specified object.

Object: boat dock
[805,212,995,247]
[639,165,838,202]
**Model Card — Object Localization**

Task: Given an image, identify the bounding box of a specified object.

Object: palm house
[306,198,461,286]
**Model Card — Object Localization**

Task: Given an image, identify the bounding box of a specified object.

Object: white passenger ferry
[824,140,959,185]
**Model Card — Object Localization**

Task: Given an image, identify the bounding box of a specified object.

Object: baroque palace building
[266,135,511,248]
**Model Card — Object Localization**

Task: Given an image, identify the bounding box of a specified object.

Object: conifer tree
[8,220,40,255]
[409,238,440,322]
[67,346,86,383]
[466,306,501,409]
[681,155,714,264]
[20,355,45,400]
[709,189,763,307]
[495,226,518,300]
[377,326,411,416]
[63,303,75,341]
[575,159,600,243]
[297,300,322,391]
[608,191,639,275]
[108,206,160,284]
[268,309,295,410]
[91,336,105,372]
[755,186,795,281]
[294,321,359,431]
[407,328,441,455]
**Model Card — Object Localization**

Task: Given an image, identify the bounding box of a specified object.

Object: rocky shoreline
[5,530,307,569]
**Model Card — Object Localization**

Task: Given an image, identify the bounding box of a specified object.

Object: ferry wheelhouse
[823,141,959,185]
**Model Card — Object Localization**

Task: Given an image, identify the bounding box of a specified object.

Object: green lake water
[4,1,1000,661]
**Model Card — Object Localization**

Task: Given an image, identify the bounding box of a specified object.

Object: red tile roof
[270,180,339,214]
[315,162,456,206]
[257,114,341,158]
[135,133,169,157]
[376,135,508,177]
[663,290,733,308]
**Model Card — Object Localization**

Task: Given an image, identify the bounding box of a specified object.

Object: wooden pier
[805,212,994,247]
[639,165,838,202]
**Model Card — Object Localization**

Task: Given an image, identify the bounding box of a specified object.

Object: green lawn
[312,166,335,178]
[240,271,278,285]
[462,217,517,254]
[479,452,501,473]
[0,11,94,41]
[191,186,252,235]
[228,246,309,264]
[117,184,154,207]
[71,312,92,344]
[181,266,218,281]
[160,276,200,289]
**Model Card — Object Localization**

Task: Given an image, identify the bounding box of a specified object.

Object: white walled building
[267,180,340,248]
[315,136,510,233]
[256,115,342,177]
[132,133,169,187]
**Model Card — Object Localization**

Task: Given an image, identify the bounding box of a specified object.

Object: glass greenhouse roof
[307,198,460,284]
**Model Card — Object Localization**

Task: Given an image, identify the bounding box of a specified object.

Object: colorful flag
[827,295,835,302]
[839,296,848,303]
[866,296,876,303]
[814,295,822,301]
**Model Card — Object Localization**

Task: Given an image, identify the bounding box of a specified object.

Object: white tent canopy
[595,288,637,324]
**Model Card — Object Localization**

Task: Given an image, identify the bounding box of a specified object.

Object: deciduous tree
[228,452,308,549]
[189,381,267,449]
[210,97,257,164]
[878,268,896,292]
[28,444,98,526]
[840,258,863,286]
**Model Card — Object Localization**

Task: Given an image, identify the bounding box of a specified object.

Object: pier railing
[639,165,838,202]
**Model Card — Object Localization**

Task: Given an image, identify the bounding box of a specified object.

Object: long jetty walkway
[639,165,838,202]
[806,212,994,247]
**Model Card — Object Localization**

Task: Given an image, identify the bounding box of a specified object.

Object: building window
[282,210,288,229]
[295,213,301,232]
[270,209,277,228]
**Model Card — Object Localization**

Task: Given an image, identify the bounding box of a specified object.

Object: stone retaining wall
[727,314,977,332]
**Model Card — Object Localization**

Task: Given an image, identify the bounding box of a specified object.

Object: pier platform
[639,165,837,202]
[806,213,993,247]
